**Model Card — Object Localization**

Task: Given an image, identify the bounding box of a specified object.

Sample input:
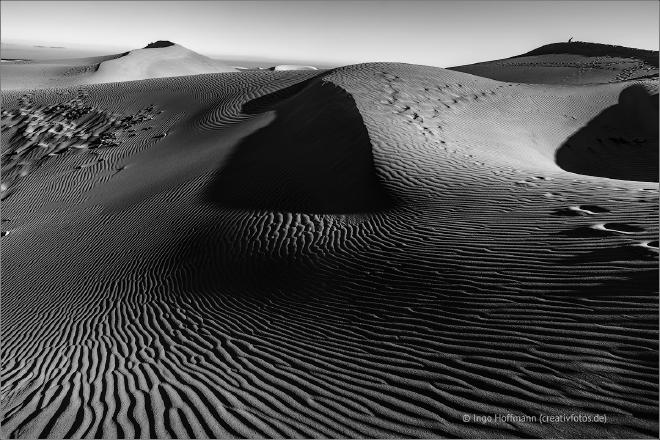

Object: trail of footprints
[377,71,502,142]
[375,69,657,258]
[553,202,657,256]
[375,70,656,262]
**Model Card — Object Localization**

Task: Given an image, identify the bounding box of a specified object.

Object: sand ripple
[1,62,657,438]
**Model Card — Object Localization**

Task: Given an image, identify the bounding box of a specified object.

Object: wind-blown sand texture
[1,43,658,438]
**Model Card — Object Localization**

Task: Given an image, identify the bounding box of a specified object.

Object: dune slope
[451,42,659,85]
[91,43,237,83]
[1,59,658,439]
[0,42,237,89]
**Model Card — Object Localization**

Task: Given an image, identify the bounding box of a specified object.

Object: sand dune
[1,42,658,438]
[452,41,659,85]
[0,41,237,89]
[1,41,123,61]
[92,41,237,83]
[0,53,127,90]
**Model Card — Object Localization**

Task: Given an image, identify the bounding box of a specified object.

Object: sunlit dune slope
[92,42,237,83]
[451,41,659,85]
[0,41,237,89]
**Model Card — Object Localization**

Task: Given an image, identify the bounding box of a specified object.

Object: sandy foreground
[0,42,658,438]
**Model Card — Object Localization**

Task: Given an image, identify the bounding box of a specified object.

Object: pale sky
[1,1,658,67]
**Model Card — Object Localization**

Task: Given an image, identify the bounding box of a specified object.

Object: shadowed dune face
[240,73,325,113]
[556,85,659,182]
[205,79,392,213]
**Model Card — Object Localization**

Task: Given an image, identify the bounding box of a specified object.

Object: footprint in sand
[111,166,127,177]
[578,205,610,214]
[591,222,645,234]
[553,205,610,216]
[543,192,565,199]
[559,222,645,238]
[75,159,103,170]
[635,240,659,251]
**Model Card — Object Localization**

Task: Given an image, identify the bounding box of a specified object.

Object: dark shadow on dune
[568,265,657,297]
[165,221,461,307]
[556,243,658,297]
[563,245,658,264]
[548,244,658,297]
[166,228,324,302]
[241,74,325,114]
[203,78,393,214]
[555,224,646,239]
[551,208,583,217]
[556,85,659,182]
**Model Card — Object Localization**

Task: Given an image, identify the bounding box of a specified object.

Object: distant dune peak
[451,40,659,85]
[144,40,176,49]
[88,40,237,83]
[515,41,659,67]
